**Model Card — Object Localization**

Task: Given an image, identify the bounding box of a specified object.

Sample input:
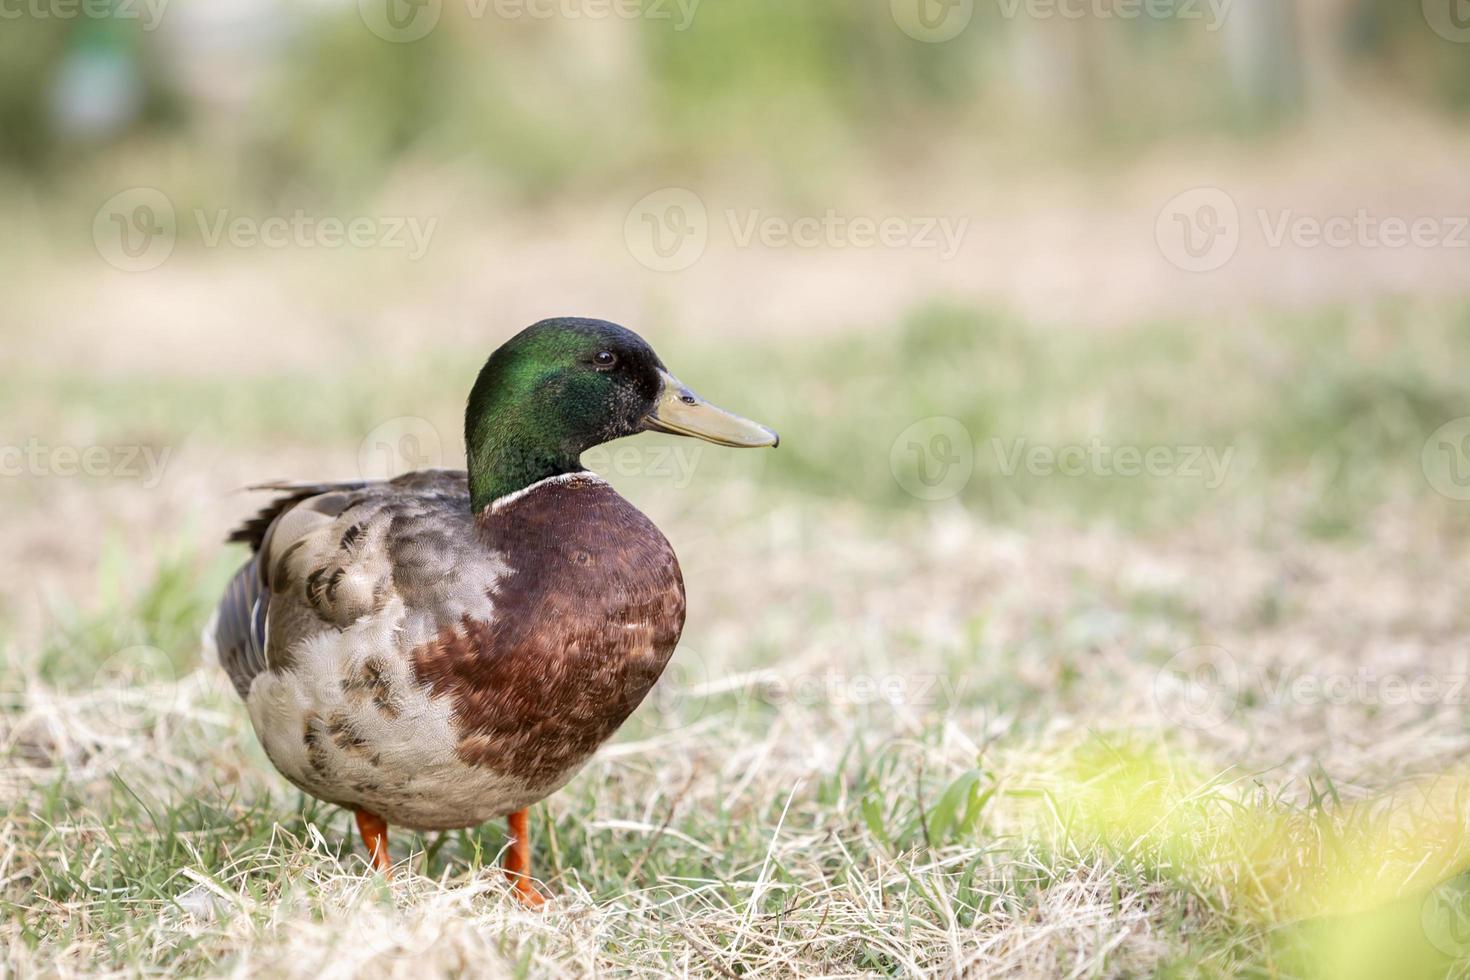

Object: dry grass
[5,301,1470,978]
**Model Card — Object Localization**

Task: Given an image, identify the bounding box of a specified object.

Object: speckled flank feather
[211,469,686,830]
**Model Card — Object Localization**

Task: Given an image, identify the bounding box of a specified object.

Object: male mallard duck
[207,317,777,905]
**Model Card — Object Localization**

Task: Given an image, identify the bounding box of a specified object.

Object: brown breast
[410,474,686,790]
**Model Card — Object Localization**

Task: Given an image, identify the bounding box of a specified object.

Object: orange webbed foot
[355,808,393,877]
[504,808,547,908]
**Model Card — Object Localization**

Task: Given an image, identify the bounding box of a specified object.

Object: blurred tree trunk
[1222,0,1305,120]
[1009,14,1113,129]
[1296,0,1361,104]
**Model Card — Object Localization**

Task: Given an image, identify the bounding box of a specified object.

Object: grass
[5,301,1470,976]
[7,301,1470,530]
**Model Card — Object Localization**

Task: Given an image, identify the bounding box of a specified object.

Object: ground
[5,277,1470,976]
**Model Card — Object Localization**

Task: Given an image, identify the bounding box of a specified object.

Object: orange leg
[504,808,545,907]
[355,808,393,876]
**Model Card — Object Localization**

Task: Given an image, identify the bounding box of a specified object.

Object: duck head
[465,317,778,510]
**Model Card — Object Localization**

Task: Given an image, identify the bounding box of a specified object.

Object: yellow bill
[642,369,779,448]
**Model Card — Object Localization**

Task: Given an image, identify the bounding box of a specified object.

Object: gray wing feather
[214,478,370,699]
[211,471,473,700]
[216,555,269,699]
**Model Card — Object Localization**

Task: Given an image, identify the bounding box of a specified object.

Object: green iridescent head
[465,318,778,510]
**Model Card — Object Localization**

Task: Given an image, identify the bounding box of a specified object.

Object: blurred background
[7,1,1470,976]
[6,0,1470,598]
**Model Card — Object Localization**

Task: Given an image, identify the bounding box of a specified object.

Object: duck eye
[593,351,617,369]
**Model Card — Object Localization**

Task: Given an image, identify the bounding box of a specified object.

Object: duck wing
[211,471,471,699]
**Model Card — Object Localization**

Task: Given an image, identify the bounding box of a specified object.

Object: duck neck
[464,362,590,512]
[466,416,583,513]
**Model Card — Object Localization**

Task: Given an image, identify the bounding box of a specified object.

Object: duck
[206,317,778,905]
